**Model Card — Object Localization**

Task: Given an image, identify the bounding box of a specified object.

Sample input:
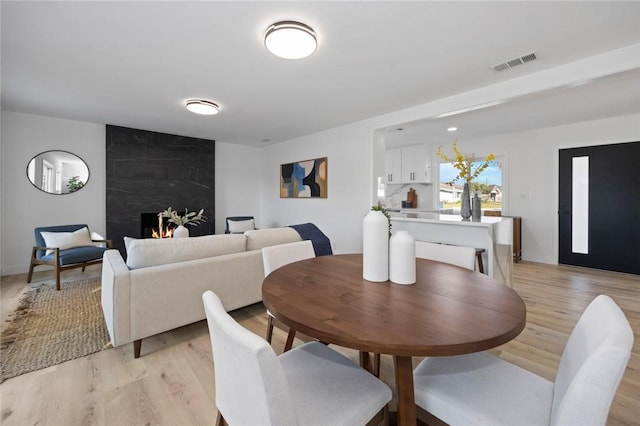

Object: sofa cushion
[40,245,108,265]
[40,227,93,255]
[244,228,301,251]
[126,234,247,269]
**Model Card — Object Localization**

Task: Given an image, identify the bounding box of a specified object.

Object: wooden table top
[262,253,526,357]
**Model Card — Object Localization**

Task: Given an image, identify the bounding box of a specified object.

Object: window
[438,157,503,213]
[377,176,385,200]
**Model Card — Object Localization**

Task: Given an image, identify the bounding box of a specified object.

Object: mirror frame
[26,150,90,195]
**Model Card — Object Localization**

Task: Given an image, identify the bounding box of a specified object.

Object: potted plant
[160,207,206,238]
[67,176,85,193]
[437,140,494,220]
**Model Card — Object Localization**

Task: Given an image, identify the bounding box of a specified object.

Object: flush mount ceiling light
[265,21,317,59]
[447,127,458,132]
[186,99,219,115]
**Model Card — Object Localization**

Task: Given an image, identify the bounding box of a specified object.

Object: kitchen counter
[391,212,505,226]
[390,214,513,285]
[386,208,453,214]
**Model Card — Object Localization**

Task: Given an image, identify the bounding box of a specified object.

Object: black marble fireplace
[106,125,215,255]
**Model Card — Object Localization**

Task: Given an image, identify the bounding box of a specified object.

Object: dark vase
[460,183,471,221]
[472,192,482,221]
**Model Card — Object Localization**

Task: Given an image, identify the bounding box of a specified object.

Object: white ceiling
[2,1,640,146]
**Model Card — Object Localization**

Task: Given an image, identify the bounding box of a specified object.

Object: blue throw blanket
[288,223,333,257]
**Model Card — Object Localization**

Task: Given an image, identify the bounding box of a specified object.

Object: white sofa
[101,227,303,357]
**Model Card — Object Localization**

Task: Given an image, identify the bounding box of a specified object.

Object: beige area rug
[0,277,111,383]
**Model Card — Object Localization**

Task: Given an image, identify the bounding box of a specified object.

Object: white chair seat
[413,295,633,426]
[413,352,553,426]
[203,290,391,426]
[281,341,392,426]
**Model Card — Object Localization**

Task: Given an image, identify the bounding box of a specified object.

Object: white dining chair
[202,290,392,426]
[415,240,476,270]
[262,240,316,351]
[412,294,633,426]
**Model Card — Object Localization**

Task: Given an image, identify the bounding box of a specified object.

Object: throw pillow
[228,218,255,234]
[41,227,93,255]
[123,236,138,253]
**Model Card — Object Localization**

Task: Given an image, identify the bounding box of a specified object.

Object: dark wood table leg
[394,355,417,426]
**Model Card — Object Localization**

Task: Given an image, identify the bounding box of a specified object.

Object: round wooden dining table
[262,253,526,426]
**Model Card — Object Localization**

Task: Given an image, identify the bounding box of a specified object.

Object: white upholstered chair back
[202,291,298,426]
[415,240,476,270]
[550,295,633,425]
[262,240,316,276]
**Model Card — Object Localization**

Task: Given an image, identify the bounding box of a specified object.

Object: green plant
[67,176,85,192]
[371,204,392,237]
[161,207,206,227]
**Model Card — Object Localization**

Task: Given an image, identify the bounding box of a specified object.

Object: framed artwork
[280,157,328,198]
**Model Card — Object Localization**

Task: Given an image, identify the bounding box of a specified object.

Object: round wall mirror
[26,150,90,195]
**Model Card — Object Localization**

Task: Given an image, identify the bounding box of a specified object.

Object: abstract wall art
[280,157,327,198]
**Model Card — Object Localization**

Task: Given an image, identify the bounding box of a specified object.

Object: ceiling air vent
[491,51,537,72]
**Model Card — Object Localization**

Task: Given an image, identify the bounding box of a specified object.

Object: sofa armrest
[101,249,132,347]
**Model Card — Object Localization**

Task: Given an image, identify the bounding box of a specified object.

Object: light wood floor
[1,262,639,425]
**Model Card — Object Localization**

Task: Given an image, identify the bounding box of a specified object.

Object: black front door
[558,141,640,275]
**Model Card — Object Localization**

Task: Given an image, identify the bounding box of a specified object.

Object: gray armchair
[27,224,112,290]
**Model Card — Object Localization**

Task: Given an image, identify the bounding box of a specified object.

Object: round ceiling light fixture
[265,21,317,59]
[186,99,220,115]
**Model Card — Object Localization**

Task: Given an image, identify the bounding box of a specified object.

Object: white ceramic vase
[173,225,189,238]
[389,230,416,285]
[362,210,389,282]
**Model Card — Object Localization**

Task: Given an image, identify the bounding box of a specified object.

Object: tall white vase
[389,230,416,285]
[173,225,189,238]
[363,210,389,282]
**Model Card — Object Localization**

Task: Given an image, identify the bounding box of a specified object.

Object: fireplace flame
[152,227,174,238]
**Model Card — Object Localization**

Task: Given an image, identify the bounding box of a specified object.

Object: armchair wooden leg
[284,329,296,352]
[56,268,61,291]
[27,263,35,283]
[265,314,274,343]
[134,339,142,358]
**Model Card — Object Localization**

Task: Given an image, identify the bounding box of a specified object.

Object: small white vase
[363,210,389,282]
[173,225,189,238]
[389,230,416,285]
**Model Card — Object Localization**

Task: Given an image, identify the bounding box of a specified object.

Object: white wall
[3,45,638,273]
[0,111,106,275]
[433,114,640,264]
[258,44,640,262]
[259,108,640,263]
[259,122,374,254]
[3,111,638,273]
[214,142,262,234]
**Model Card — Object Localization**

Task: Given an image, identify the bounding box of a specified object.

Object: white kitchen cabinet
[385,145,431,184]
[384,148,402,183]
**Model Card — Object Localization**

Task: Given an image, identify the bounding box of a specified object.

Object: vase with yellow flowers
[437,140,495,221]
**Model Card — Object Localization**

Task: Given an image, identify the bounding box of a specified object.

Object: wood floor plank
[1,261,639,425]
